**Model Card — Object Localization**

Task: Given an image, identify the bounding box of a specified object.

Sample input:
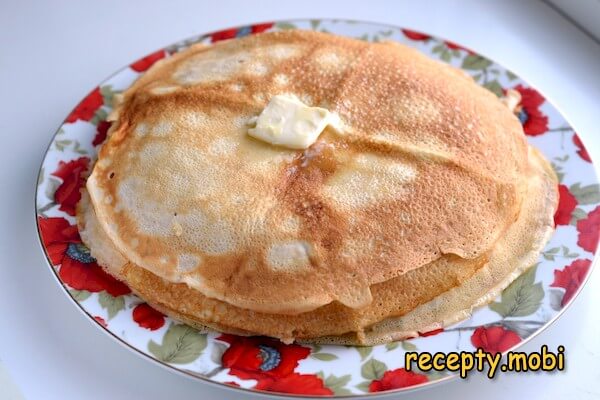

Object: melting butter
[248,94,340,149]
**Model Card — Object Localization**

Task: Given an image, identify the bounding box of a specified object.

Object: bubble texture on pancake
[78,190,486,342]
[78,145,555,344]
[87,30,530,314]
[309,148,558,344]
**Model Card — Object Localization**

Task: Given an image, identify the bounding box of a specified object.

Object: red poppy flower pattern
[218,335,331,395]
[401,29,431,41]
[402,29,471,53]
[65,87,104,123]
[210,28,237,42]
[577,206,600,254]
[369,368,428,392]
[251,23,275,34]
[50,157,89,216]
[444,40,474,54]
[219,335,307,380]
[512,84,549,136]
[551,259,592,307]
[94,316,107,327]
[419,328,444,337]
[211,23,274,43]
[130,49,167,73]
[470,326,521,354]
[256,373,332,395]
[93,120,111,146]
[38,217,130,296]
[132,303,165,331]
[573,134,592,163]
[554,184,577,226]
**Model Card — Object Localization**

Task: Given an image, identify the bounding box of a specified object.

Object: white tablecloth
[1,1,598,399]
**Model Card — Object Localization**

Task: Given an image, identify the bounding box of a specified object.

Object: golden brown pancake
[85,30,530,315]
[78,190,485,342]
[78,145,555,345]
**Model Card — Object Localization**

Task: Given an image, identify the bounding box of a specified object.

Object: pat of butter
[248,94,337,149]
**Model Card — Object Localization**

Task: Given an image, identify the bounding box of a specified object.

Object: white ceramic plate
[36,19,600,397]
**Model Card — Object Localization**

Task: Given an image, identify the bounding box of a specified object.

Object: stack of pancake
[77,30,558,345]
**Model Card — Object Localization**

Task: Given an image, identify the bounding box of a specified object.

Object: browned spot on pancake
[86,30,531,314]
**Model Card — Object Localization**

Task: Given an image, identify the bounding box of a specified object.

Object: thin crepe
[78,145,556,345]
[86,30,528,314]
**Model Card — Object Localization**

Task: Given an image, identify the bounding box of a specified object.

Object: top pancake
[87,30,529,314]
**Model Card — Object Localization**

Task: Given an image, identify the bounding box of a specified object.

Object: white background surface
[1,1,599,399]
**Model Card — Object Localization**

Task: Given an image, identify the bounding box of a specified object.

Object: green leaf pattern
[461,54,492,70]
[570,183,600,205]
[70,289,91,302]
[311,352,339,361]
[401,341,417,351]
[489,265,544,317]
[385,341,400,351]
[355,346,372,361]
[148,323,207,364]
[98,291,126,319]
[319,373,352,395]
[355,381,371,392]
[361,358,387,380]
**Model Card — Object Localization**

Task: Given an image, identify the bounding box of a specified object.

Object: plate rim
[33,17,599,398]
